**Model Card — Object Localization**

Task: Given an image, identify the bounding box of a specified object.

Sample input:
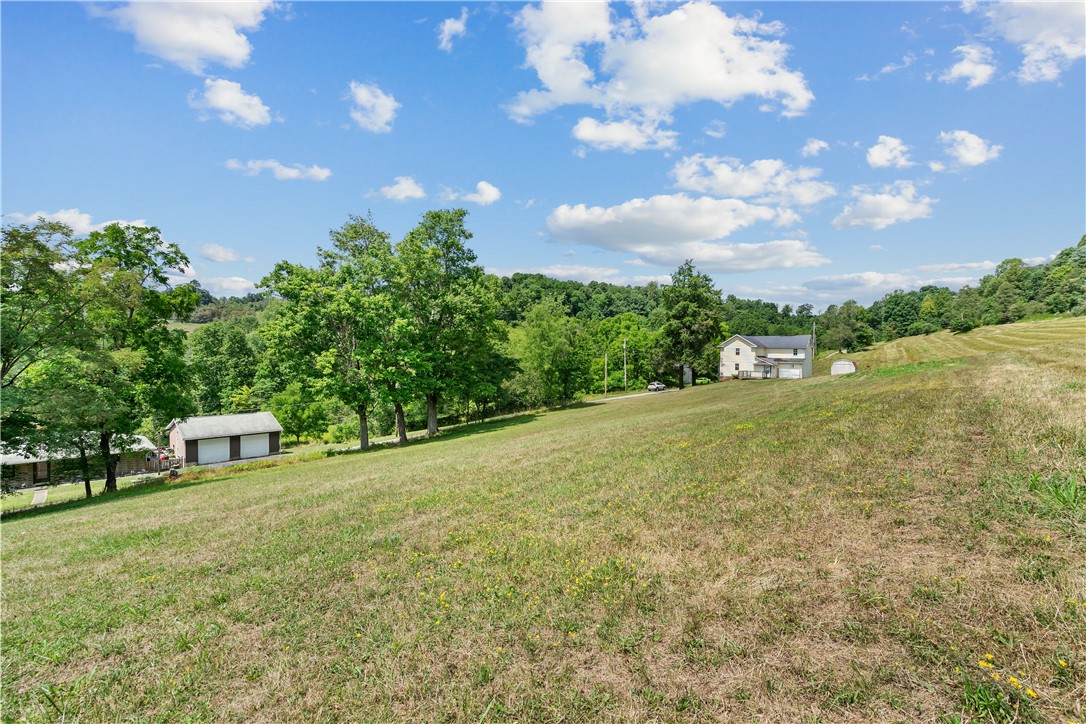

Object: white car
[647,381,666,391]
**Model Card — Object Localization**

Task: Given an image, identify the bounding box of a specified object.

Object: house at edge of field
[1,435,156,489]
[167,412,282,466]
[719,333,816,380]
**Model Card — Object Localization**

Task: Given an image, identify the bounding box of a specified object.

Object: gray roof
[1,435,155,466]
[721,334,812,349]
[168,412,282,441]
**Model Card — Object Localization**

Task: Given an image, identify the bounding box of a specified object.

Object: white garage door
[779,366,802,379]
[197,437,230,464]
[240,433,270,459]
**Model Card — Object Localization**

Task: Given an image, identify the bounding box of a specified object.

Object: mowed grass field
[2,317,1084,722]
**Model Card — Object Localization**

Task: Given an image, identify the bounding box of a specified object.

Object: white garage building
[167,412,283,466]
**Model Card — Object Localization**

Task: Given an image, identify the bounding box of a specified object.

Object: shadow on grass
[3,412,546,520]
[329,409,543,454]
[0,474,230,522]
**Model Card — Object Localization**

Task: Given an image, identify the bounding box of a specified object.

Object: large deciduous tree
[819,300,874,352]
[72,223,198,492]
[656,261,725,388]
[262,214,407,450]
[508,296,592,406]
[3,221,197,494]
[397,209,501,436]
[1,220,92,447]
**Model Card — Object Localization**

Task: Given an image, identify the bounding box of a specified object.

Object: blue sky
[4,1,1083,306]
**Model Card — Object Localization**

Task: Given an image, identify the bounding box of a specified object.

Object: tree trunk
[394,402,408,444]
[676,366,685,390]
[426,393,439,436]
[100,431,117,493]
[357,405,370,451]
[78,443,92,499]
[690,366,697,387]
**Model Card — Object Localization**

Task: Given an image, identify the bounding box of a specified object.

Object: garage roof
[167,412,283,441]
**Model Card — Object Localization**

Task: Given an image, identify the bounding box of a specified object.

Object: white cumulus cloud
[966,1,1085,83]
[188,78,273,129]
[462,181,502,206]
[804,271,913,295]
[938,130,1002,167]
[380,176,426,201]
[201,276,258,296]
[833,181,935,230]
[733,269,979,305]
[6,208,146,236]
[225,159,332,181]
[572,117,678,152]
[791,269,979,303]
[346,81,400,133]
[671,155,835,207]
[508,2,812,149]
[549,194,777,248]
[866,135,913,169]
[546,193,828,272]
[438,7,468,52]
[200,243,255,263]
[940,44,997,89]
[95,1,275,74]
[801,138,829,157]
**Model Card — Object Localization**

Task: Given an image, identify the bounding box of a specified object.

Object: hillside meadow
[2,317,1084,722]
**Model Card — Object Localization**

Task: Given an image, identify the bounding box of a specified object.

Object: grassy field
[1,475,162,514]
[2,317,1084,722]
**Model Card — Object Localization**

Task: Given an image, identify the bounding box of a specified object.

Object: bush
[325,417,360,444]
[950,317,978,334]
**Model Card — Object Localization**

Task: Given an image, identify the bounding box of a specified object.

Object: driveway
[598,389,676,402]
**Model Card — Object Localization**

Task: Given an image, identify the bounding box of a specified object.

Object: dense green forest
[3,212,1083,479]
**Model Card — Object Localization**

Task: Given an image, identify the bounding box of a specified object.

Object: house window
[734,363,739,371]
[793,348,798,355]
[735,347,741,355]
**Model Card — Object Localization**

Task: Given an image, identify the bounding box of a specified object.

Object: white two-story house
[718,333,816,380]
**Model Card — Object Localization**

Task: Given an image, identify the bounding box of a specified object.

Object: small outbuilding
[1,435,155,489]
[167,412,282,466]
[831,359,858,376]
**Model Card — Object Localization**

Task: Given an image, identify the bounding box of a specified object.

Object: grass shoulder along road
[2,317,1084,721]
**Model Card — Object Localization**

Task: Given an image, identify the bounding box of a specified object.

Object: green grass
[3,474,161,513]
[2,317,1084,721]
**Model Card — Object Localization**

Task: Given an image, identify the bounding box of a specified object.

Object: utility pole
[623,338,627,392]
[604,352,608,397]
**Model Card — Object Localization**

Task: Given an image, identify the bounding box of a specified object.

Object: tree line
[3,212,1083,495]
